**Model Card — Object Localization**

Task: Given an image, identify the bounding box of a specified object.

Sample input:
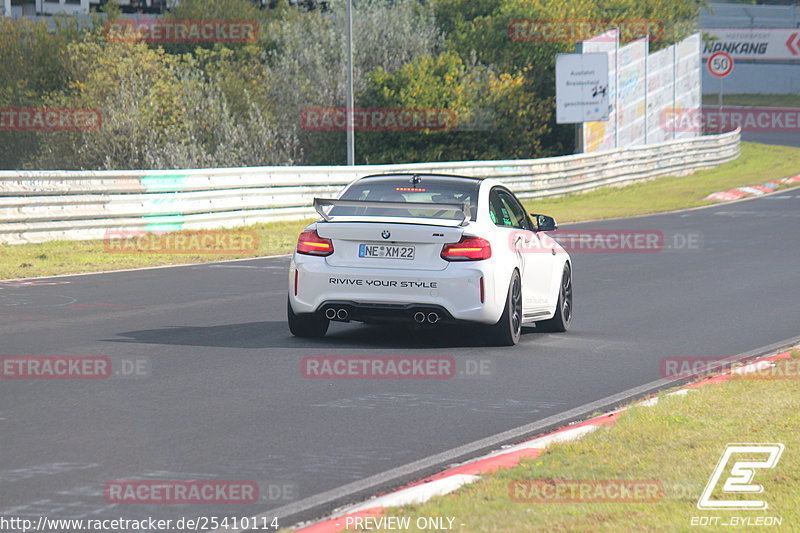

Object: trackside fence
[0,129,740,244]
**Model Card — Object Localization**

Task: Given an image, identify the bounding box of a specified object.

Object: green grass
[0,219,314,280]
[363,350,800,532]
[1,142,799,279]
[701,93,800,108]
[522,142,800,223]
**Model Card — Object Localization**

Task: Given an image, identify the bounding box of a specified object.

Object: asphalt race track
[741,131,800,149]
[1,192,798,528]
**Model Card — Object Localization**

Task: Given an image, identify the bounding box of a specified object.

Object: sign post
[707,51,734,129]
[555,53,610,124]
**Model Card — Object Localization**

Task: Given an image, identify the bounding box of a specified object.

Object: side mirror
[530,214,557,232]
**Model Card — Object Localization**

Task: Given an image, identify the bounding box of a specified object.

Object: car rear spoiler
[313,198,471,226]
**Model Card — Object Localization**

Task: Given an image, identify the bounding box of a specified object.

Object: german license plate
[358,244,415,260]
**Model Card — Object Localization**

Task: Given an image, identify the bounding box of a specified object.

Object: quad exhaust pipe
[325,307,440,323]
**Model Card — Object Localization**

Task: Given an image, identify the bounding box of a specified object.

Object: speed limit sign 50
[707,51,734,78]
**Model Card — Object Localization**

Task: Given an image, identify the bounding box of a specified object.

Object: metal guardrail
[0,129,740,245]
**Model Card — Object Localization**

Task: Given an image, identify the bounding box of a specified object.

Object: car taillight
[441,236,492,261]
[296,230,333,256]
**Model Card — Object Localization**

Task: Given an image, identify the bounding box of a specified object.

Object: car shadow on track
[105,321,545,349]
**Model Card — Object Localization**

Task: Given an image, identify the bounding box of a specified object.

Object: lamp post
[345,0,355,165]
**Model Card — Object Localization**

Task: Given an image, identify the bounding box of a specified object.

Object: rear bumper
[289,255,506,324]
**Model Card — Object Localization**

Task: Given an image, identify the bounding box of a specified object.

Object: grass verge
[362,350,800,532]
[0,218,315,280]
[701,93,800,108]
[523,141,800,223]
[1,142,799,279]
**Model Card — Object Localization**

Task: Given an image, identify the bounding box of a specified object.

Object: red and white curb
[294,346,797,533]
[704,175,800,201]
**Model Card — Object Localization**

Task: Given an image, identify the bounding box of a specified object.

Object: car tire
[488,269,522,346]
[536,264,572,333]
[287,297,329,338]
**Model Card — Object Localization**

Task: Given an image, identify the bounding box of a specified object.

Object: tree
[261,0,443,164]
[0,17,83,169]
[23,38,298,170]
[357,51,558,163]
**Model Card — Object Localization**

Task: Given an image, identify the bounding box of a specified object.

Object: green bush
[357,51,561,163]
[23,39,299,170]
[0,17,83,169]
[0,0,702,170]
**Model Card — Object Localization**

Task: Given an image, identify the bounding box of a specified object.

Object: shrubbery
[0,0,701,170]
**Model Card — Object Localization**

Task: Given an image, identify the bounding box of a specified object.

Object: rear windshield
[334,175,480,220]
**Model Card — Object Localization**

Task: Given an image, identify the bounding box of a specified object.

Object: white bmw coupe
[288,173,572,345]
